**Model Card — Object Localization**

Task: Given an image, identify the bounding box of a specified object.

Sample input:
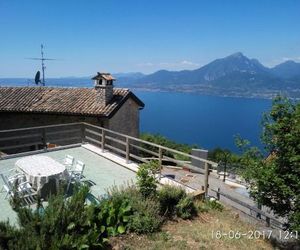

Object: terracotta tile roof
[0,87,144,117]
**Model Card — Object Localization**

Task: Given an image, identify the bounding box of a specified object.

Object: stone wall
[108,98,140,138]
[95,85,114,106]
[0,97,141,154]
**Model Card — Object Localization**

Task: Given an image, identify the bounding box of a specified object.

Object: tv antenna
[26,44,57,86]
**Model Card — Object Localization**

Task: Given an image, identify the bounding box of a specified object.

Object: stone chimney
[92,72,116,106]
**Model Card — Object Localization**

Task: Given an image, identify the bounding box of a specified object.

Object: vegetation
[106,185,163,234]
[140,133,198,160]
[197,198,224,212]
[127,195,162,234]
[208,147,240,176]
[0,161,199,249]
[158,185,187,218]
[136,161,160,198]
[175,196,197,219]
[236,96,300,231]
[0,186,108,249]
[109,207,273,250]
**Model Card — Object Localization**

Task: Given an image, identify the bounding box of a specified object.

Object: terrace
[0,122,284,229]
[0,122,213,224]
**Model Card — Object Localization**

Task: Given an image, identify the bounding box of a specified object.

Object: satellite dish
[26,45,59,86]
[35,71,41,85]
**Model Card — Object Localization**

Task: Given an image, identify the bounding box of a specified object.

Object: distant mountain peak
[228,52,244,58]
[280,60,297,65]
[271,60,300,78]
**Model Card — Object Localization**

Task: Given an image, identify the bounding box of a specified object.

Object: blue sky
[1,0,300,77]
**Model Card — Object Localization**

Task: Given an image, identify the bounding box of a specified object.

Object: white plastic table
[15,155,69,191]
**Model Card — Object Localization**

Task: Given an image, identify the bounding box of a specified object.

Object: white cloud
[180,60,200,66]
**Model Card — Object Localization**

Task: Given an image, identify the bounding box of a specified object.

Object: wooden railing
[0,122,285,229]
[82,122,216,195]
[211,188,285,229]
[0,123,82,153]
[0,122,216,195]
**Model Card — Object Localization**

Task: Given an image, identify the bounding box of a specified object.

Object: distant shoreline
[0,79,299,100]
[131,87,300,101]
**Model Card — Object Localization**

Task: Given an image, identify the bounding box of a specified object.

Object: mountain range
[116,52,300,98]
[1,52,299,99]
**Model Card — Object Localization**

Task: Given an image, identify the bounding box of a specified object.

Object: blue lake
[135,91,272,152]
[0,79,272,152]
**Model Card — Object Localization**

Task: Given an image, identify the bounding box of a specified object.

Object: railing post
[101,129,105,152]
[41,128,47,150]
[81,124,85,143]
[204,162,209,197]
[217,187,220,200]
[266,217,270,227]
[158,147,163,179]
[256,203,262,219]
[125,137,130,163]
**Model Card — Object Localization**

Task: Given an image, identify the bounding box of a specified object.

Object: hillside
[110,208,273,250]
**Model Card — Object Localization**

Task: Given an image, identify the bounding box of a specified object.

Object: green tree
[209,147,239,180]
[136,161,160,198]
[238,96,300,230]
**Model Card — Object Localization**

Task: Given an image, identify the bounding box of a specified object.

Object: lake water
[0,79,272,152]
[135,91,272,152]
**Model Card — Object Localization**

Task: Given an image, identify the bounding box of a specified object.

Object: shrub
[158,185,186,217]
[129,197,163,234]
[107,185,162,234]
[97,197,132,237]
[197,198,224,213]
[0,221,19,249]
[176,196,197,219]
[136,161,160,198]
[0,185,108,249]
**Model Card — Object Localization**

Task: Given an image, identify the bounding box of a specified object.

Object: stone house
[0,72,144,138]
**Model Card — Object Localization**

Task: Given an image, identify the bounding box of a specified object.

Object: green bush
[0,185,108,249]
[176,196,197,219]
[136,161,159,198]
[129,197,162,234]
[158,185,187,217]
[97,197,132,237]
[0,221,19,249]
[107,185,162,234]
[197,199,224,212]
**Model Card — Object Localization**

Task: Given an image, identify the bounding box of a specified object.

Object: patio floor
[0,145,136,224]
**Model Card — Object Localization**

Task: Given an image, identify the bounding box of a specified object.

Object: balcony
[0,122,215,223]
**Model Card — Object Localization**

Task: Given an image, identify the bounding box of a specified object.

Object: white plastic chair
[1,173,36,201]
[66,161,85,192]
[70,160,85,182]
[64,155,75,170]
[8,172,26,185]
[0,170,24,192]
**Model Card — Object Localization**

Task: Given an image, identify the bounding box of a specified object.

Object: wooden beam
[204,162,209,196]
[126,137,130,163]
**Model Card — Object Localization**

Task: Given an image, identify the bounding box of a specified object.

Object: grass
[109,206,273,250]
